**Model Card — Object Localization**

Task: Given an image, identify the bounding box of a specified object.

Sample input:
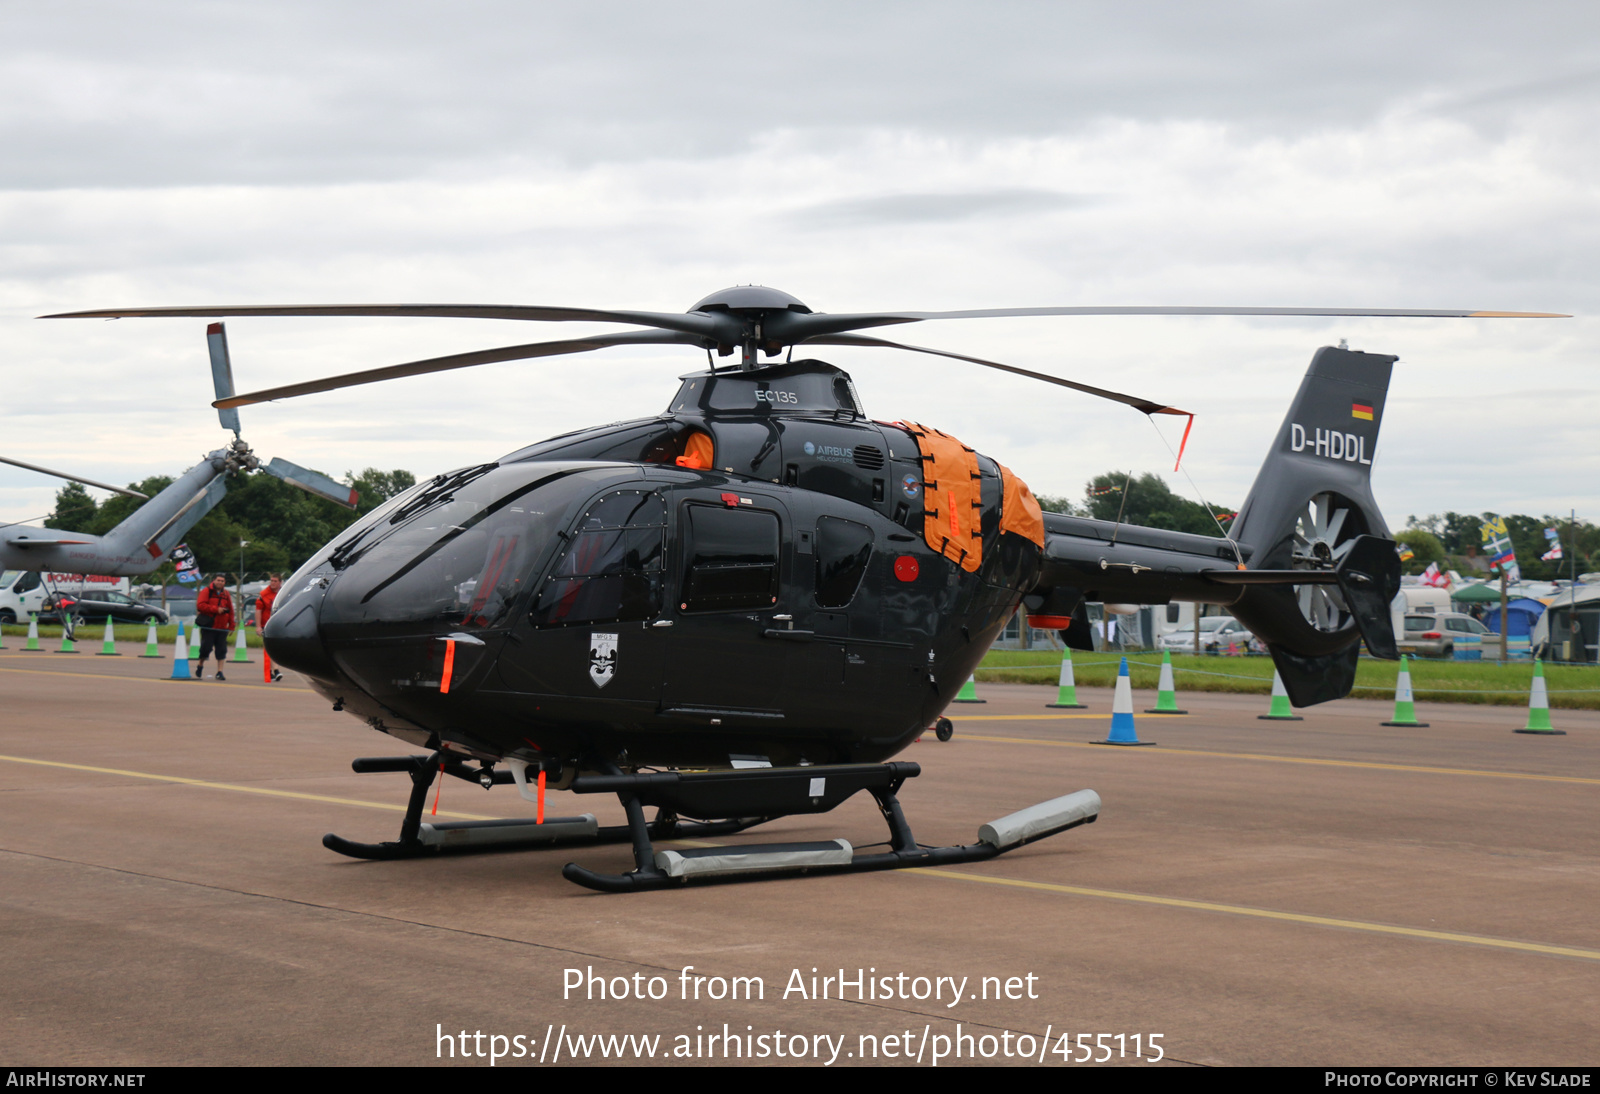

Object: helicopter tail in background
[1029,345,1403,708]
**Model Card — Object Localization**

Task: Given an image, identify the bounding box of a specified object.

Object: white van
[0,571,131,624]
[1389,585,1451,644]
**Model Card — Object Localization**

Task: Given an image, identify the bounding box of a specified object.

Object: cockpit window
[680,504,780,612]
[530,489,667,628]
[814,516,872,608]
[334,464,580,630]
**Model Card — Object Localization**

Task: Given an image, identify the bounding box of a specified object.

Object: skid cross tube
[321,754,767,861]
[560,763,1099,893]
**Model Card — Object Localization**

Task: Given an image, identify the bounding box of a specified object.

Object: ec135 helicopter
[46,287,1563,892]
[1,323,356,625]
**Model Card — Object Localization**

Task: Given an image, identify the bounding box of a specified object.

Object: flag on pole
[1480,516,1520,583]
[1542,527,1563,562]
[171,543,200,584]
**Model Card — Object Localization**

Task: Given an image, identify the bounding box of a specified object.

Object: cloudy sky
[2,2,1596,534]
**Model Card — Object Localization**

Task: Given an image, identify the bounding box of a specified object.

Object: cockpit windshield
[320,463,638,632]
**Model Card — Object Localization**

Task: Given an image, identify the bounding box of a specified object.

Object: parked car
[1434,611,1491,660]
[1159,616,1263,654]
[1397,613,1454,658]
[41,590,170,625]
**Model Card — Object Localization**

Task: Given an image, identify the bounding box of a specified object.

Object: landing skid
[321,754,768,861]
[322,754,1100,892]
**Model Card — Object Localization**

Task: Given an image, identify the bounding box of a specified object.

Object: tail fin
[1227,346,1402,705]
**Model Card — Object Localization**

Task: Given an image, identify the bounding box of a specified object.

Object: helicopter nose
[263,583,340,684]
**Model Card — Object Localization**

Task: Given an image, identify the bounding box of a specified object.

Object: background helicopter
[1,324,355,630]
[47,286,1561,891]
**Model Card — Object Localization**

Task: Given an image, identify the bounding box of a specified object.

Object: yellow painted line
[0,661,285,688]
[958,733,1600,787]
[0,753,495,820]
[911,868,1600,962]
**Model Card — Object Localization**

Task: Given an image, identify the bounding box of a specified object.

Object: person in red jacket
[255,574,283,682]
[194,573,236,681]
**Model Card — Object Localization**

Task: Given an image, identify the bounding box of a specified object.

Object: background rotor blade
[206,322,243,435]
[262,458,359,510]
[216,329,706,408]
[42,303,730,341]
[800,333,1189,416]
[773,305,1569,341]
[0,455,148,499]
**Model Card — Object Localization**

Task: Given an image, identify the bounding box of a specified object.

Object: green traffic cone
[96,615,121,656]
[1258,669,1302,721]
[57,620,78,654]
[953,674,985,703]
[1380,655,1426,726]
[1145,649,1188,714]
[1515,660,1564,735]
[1048,646,1086,708]
[140,619,161,658]
[230,626,252,663]
[23,613,42,651]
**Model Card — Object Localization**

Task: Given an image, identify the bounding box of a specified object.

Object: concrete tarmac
[1,646,1596,1067]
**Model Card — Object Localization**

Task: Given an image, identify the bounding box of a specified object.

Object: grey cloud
[790,188,1094,228]
[5,1,1600,188]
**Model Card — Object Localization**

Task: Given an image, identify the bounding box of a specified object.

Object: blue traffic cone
[1097,657,1154,746]
[168,621,192,680]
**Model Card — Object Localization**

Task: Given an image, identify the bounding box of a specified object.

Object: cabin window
[680,505,780,612]
[814,517,872,608]
[530,490,666,628]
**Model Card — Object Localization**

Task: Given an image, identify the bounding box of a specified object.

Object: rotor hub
[688,286,811,315]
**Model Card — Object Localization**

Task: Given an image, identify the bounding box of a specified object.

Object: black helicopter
[47,287,1561,891]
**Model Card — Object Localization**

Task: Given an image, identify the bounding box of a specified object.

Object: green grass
[979,649,1600,709]
[1,622,265,648]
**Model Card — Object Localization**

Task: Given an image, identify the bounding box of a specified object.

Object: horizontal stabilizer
[263,458,359,509]
[1,534,92,548]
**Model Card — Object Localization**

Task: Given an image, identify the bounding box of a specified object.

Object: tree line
[44,461,1593,586]
[1041,474,1595,581]
[1396,512,1596,581]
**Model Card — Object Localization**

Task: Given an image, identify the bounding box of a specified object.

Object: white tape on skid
[978,789,1101,850]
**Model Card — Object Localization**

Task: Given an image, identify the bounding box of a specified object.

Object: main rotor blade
[43,302,729,342]
[216,329,705,408]
[0,455,148,499]
[262,458,360,510]
[206,322,243,435]
[800,334,1189,417]
[773,305,1569,341]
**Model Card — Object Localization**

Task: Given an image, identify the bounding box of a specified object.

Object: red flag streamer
[1173,413,1195,472]
[431,760,444,816]
[537,768,546,824]
[439,639,456,693]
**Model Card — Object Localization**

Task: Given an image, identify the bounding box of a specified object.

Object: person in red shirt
[255,574,283,682]
[194,573,236,681]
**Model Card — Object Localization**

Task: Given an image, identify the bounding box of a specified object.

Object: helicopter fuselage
[266,360,1044,777]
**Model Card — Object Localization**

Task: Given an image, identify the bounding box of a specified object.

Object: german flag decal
[1351,403,1374,421]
